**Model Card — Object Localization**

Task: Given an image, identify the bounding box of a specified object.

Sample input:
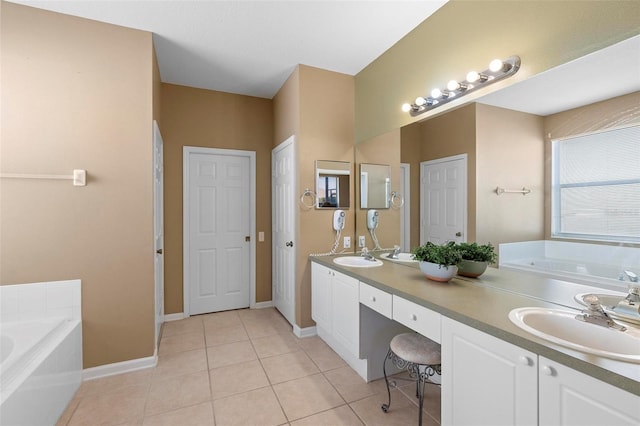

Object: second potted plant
[456,242,497,278]
[412,241,462,282]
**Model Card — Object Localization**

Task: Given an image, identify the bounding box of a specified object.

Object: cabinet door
[539,357,640,426]
[331,270,360,356]
[442,317,537,426]
[311,262,332,333]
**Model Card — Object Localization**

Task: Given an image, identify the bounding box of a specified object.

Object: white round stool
[381,332,441,426]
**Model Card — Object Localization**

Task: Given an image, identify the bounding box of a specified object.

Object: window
[551,125,640,243]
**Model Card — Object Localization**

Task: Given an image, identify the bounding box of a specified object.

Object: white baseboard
[83,354,157,381]
[293,324,317,338]
[164,312,185,322]
[251,301,273,309]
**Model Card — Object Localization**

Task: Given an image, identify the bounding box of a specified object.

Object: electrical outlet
[358,235,366,248]
[343,236,351,248]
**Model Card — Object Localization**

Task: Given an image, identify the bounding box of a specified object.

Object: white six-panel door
[272,136,296,326]
[420,154,467,245]
[184,147,253,315]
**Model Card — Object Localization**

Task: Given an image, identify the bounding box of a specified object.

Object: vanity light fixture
[402,55,521,117]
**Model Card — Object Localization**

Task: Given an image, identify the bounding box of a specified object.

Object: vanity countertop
[309,255,640,396]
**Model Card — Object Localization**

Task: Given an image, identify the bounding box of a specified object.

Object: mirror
[360,163,391,209]
[353,36,640,251]
[315,160,351,209]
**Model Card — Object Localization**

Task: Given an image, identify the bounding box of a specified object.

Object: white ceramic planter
[419,261,458,282]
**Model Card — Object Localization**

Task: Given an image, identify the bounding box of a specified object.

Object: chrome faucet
[361,247,376,261]
[576,294,626,331]
[389,245,401,260]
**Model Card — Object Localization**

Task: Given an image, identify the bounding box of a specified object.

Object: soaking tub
[499,241,639,292]
[0,280,82,426]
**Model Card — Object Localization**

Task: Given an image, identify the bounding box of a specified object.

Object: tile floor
[57,307,441,425]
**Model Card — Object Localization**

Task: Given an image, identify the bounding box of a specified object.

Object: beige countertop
[310,255,640,396]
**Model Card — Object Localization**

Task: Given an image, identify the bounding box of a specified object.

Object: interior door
[153,121,164,349]
[420,154,467,245]
[185,149,251,315]
[272,136,296,326]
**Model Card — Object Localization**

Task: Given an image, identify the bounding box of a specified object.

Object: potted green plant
[411,241,462,282]
[456,242,497,278]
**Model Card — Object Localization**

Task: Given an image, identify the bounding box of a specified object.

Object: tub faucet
[576,294,626,331]
[389,245,401,260]
[624,270,638,283]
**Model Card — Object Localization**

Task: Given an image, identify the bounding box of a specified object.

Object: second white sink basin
[380,252,418,263]
[333,256,383,268]
[509,307,640,363]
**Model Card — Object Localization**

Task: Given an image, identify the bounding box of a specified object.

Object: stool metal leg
[381,348,393,413]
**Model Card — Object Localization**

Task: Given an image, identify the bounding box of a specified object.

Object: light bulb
[401,103,412,113]
[431,88,442,98]
[489,59,504,72]
[447,80,460,91]
[466,71,479,83]
[415,97,427,106]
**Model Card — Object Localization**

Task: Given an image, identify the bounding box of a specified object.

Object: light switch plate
[358,236,366,248]
[258,232,264,242]
[344,236,351,248]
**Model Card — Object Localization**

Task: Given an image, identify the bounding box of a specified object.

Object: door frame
[182,146,257,317]
[400,163,410,252]
[420,153,468,245]
[153,120,164,350]
[271,135,297,326]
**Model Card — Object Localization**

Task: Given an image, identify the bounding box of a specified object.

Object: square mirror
[316,160,351,209]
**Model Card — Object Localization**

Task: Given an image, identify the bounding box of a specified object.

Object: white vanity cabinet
[441,317,538,426]
[311,262,333,333]
[310,262,359,357]
[539,357,640,425]
[442,317,640,426]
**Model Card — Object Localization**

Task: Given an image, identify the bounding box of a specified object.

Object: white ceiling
[9,0,448,99]
[477,35,640,116]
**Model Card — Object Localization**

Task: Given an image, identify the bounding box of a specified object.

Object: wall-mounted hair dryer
[367,210,379,231]
[333,210,346,231]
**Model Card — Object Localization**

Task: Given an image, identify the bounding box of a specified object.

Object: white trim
[164,312,186,322]
[400,163,411,252]
[82,355,157,381]
[252,300,274,309]
[293,325,317,338]
[183,146,257,317]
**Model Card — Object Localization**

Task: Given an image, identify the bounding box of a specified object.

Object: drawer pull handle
[371,296,376,302]
[518,356,531,366]
[542,365,555,376]
[410,314,417,321]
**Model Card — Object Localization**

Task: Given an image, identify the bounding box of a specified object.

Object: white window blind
[552,125,640,242]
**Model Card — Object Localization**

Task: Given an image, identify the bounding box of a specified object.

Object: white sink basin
[509,307,640,363]
[333,256,383,268]
[380,252,417,263]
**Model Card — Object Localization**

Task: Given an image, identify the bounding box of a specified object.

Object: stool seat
[390,332,441,365]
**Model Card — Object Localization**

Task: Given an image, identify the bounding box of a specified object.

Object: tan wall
[355,130,401,250]
[475,104,545,250]
[355,1,640,143]
[160,84,274,314]
[400,124,422,248]
[543,91,640,241]
[419,104,477,242]
[273,65,354,328]
[0,3,155,368]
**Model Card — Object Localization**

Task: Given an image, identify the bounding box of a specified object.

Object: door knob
[156,249,163,254]
[455,232,462,237]
[286,241,294,247]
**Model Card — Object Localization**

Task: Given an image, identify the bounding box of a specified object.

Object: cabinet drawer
[392,296,441,343]
[359,282,392,318]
